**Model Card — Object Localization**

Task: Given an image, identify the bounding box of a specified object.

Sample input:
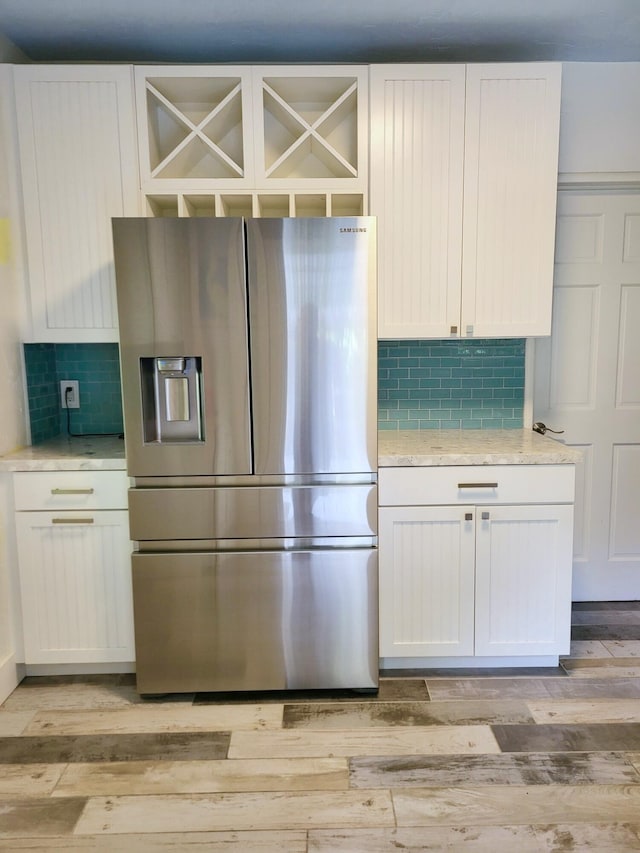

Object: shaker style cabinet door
[371,63,561,339]
[14,66,140,342]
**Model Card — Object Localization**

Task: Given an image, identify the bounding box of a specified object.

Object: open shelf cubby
[144,192,365,218]
[144,76,247,180]
[260,76,359,180]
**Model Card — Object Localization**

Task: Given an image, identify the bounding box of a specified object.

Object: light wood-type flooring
[2,602,640,851]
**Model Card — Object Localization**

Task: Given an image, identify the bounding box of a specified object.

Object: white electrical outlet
[60,380,80,409]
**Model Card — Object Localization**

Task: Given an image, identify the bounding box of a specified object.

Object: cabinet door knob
[450,325,458,335]
[465,512,473,521]
[481,511,490,521]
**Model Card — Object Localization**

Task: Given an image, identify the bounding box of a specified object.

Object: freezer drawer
[129,483,377,542]
[132,548,378,694]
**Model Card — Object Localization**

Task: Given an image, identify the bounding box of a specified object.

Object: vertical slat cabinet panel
[378,505,475,657]
[16,510,134,663]
[14,66,139,342]
[461,63,561,338]
[370,65,466,338]
[474,504,574,656]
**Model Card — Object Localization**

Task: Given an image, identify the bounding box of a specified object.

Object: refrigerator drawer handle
[457,482,498,489]
[50,488,95,495]
[51,517,95,525]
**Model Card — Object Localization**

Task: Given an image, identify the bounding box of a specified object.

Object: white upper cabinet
[371,63,562,339]
[14,66,140,343]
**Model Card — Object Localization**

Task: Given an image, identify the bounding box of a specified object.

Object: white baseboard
[0,653,22,704]
[24,662,135,677]
[380,654,560,670]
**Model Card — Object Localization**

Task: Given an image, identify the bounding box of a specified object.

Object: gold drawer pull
[52,518,95,525]
[457,482,498,489]
[51,488,95,495]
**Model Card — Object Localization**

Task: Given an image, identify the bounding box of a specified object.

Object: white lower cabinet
[379,465,575,664]
[14,471,134,665]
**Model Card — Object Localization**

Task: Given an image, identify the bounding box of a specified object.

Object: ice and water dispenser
[140,357,204,443]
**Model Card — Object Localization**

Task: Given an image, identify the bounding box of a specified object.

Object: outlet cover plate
[60,380,79,409]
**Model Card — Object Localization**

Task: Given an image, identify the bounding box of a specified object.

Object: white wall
[559,62,640,176]
[0,61,29,702]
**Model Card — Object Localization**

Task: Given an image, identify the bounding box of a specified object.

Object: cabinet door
[461,63,561,338]
[474,504,574,656]
[378,505,475,657]
[370,65,466,339]
[14,66,139,343]
[16,510,134,664]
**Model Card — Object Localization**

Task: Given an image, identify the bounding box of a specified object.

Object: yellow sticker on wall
[0,218,10,264]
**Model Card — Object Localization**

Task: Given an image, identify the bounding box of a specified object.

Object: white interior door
[534,190,640,601]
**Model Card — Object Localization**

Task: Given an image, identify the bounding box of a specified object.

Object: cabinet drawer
[13,470,129,510]
[379,464,575,506]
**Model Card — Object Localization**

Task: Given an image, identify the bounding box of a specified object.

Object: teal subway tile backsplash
[378,339,525,430]
[24,337,523,445]
[24,343,124,443]
[23,344,59,444]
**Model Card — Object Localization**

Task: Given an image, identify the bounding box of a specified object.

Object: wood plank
[52,757,348,796]
[73,790,395,834]
[0,732,230,764]
[0,831,307,851]
[23,705,283,736]
[228,726,501,759]
[349,751,640,788]
[283,699,534,728]
[393,784,640,826]
[492,722,640,752]
[308,823,640,852]
[528,699,640,724]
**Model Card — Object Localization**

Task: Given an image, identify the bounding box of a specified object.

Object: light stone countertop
[0,435,127,472]
[378,429,582,467]
[0,429,581,472]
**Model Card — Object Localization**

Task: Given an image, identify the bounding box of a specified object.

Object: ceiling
[1,0,639,65]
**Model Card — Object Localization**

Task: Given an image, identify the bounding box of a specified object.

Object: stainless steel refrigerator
[112,216,378,695]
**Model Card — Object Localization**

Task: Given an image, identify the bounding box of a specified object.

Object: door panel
[129,484,377,541]
[132,549,378,693]
[534,191,640,600]
[246,217,377,475]
[114,217,252,477]
[474,504,574,656]
[378,505,475,657]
